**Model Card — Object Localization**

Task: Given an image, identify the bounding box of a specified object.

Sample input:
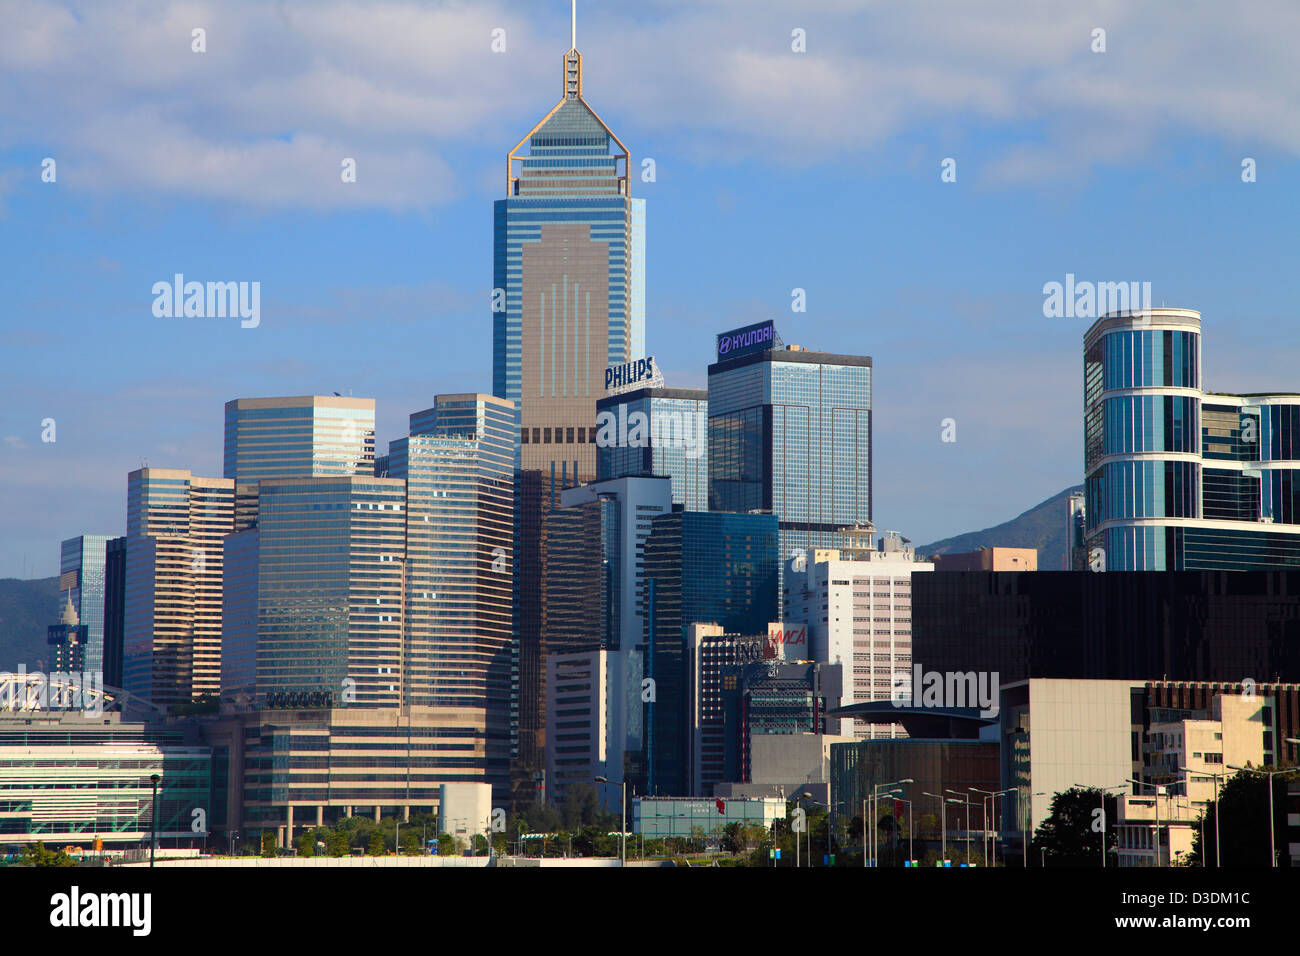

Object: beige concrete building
[1116,692,1268,866]
[932,547,1037,571]
[124,468,234,705]
[202,705,490,848]
[786,528,933,740]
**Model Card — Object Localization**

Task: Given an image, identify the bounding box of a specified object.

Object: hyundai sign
[716,320,778,360]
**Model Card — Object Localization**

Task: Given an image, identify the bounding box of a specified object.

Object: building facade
[387,395,515,793]
[641,511,779,796]
[0,710,210,850]
[707,335,872,603]
[596,386,708,511]
[1084,309,1300,570]
[786,528,933,740]
[494,37,644,476]
[223,395,376,485]
[58,535,112,678]
[911,569,1300,686]
[124,468,234,706]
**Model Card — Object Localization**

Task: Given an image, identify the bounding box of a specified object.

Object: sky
[1,0,1298,578]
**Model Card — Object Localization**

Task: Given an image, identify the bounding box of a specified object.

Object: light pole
[867,778,911,867]
[1229,763,1300,868]
[898,798,914,864]
[1127,779,1166,866]
[946,799,963,863]
[149,773,160,867]
[945,789,972,864]
[1076,783,1128,868]
[395,820,401,857]
[1180,766,1225,868]
[922,792,948,863]
[972,787,1016,867]
[594,775,626,866]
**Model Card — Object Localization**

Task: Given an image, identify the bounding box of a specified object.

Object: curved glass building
[1084,309,1300,570]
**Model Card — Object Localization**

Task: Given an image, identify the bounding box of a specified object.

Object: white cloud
[1,0,1297,209]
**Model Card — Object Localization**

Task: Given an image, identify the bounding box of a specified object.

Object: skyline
[4,0,1300,577]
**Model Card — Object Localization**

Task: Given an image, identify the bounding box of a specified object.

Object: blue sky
[2,0,1298,577]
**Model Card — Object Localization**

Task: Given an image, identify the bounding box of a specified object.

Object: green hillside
[0,576,60,672]
[916,484,1084,571]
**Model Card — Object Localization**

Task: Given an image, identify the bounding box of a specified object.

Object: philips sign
[716,320,778,360]
[605,356,663,394]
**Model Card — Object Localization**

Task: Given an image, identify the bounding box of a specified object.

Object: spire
[60,593,78,627]
[571,0,577,51]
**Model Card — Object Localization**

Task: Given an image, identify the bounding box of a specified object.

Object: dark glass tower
[707,343,873,599]
[641,511,779,796]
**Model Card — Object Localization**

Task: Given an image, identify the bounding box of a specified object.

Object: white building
[544,651,613,808]
[438,782,492,847]
[1115,692,1267,866]
[785,527,932,740]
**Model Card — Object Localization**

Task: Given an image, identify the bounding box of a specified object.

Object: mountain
[0,576,60,672]
[916,484,1084,571]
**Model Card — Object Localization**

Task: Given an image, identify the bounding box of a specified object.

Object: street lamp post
[1229,763,1300,868]
[149,774,160,868]
[1180,766,1225,868]
[1075,783,1128,868]
[867,779,911,867]
[945,789,973,864]
[1127,779,1166,866]
[922,792,947,863]
[594,776,626,866]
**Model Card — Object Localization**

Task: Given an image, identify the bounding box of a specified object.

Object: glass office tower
[1083,309,1300,570]
[252,476,407,708]
[641,511,779,796]
[58,534,112,678]
[708,342,873,597]
[596,387,708,511]
[497,25,645,806]
[223,396,376,485]
[494,38,645,478]
[124,469,234,705]
[388,395,515,791]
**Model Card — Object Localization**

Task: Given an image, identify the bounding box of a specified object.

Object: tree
[1031,787,1117,867]
[437,832,455,856]
[1188,767,1296,868]
[327,830,349,858]
[367,830,386,856]
[20,841,75,867]
[260,831,277,858]
[296,831,316,857]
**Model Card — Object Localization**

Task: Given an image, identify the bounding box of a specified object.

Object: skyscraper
[1084,308,1300,570]
[58,535,112,678]
[123,468,234,706]
[223,396,376,485]
[641,510,779,796]
[596,386,708,511]
[499,9,645,806]
[494,21,645,477]
[388,394,515,791]
[708,328,873,599]
[249,476,407,708]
